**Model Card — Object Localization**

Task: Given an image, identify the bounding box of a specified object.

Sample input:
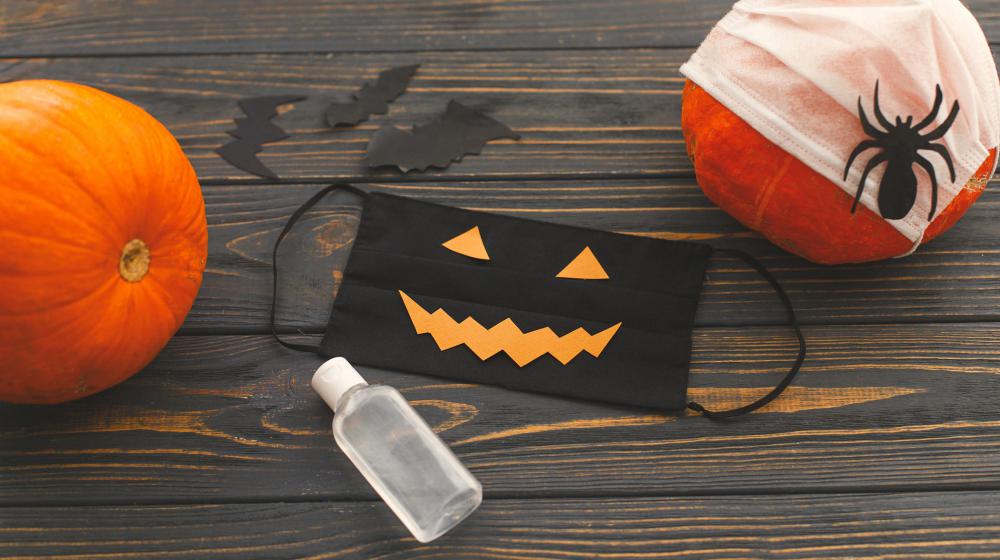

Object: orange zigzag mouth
[399,290,621,367]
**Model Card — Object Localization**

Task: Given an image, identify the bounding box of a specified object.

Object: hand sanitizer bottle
[312,357,482,543]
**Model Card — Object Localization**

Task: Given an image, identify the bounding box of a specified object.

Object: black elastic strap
[271,184,366,353]
[687,248,806,419]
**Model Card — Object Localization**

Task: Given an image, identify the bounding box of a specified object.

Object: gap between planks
[1,484,999,510]
[196,172,700,187]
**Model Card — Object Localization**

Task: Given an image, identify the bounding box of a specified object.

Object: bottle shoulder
[333,384,402,423]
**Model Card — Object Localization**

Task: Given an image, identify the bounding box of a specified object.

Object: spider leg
[919,142,956,182]
[851,151,889,213]
[913,85,944,131]
[872,80,895,131]
[843,139,881,180]
[915,153,940,220]
[920,99,960,141]
[858,98,887,138]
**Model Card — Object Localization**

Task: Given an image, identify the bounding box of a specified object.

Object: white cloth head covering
[681,0,999,248]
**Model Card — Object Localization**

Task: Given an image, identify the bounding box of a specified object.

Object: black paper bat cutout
[216,95,306,179]
[365,100,520,172]
[325,65,419,128]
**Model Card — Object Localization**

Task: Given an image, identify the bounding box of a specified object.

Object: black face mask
[272,185,805,419]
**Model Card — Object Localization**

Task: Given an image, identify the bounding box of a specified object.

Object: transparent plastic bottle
[312,357,482,543]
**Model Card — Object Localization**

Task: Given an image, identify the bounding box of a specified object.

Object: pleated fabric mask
[271,185,806,419]
[681,0,1000,251]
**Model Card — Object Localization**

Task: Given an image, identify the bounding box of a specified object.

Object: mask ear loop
[271,183,367,353]
[687,248,806,419]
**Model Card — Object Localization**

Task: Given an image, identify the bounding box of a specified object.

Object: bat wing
[365,100,519,172]
[326,64,419,128]
[372,64,419,101]
[228,117,288,144]
[217,94,304,179]
[325,102,370,128]
[216,140,279,180]
[238,95,307,120]
[364,126,430,172]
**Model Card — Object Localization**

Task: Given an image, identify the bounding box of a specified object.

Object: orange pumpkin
[681,80,996,265]
[0,80,207,404]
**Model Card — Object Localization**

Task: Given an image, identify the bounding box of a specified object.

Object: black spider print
[844,81,959,220]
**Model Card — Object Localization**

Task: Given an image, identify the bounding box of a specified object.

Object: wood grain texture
[4,47,999,184]
[3,1,1000,56]
[2,325,998,504]
[3,492,1000,559]
[0,49,693,182]
[3,3,1000,556]
[182,179,1000,332]
[0,1,729,56]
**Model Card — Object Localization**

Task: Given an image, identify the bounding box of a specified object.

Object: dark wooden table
[4,1,1000,558]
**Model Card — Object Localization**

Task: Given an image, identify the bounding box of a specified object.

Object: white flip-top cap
[312,357,368,412]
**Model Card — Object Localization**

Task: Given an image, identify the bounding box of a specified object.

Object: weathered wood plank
[4,47,999,184]
[0,1,728,56]
[186,179,1000,331]
[2,325,999,504]
[3,492,1000,559]
[3,1,1000,56]
[0,49,693,182]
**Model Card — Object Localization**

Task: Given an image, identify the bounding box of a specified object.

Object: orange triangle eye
[442,226,490,260]
[556,246,609,280]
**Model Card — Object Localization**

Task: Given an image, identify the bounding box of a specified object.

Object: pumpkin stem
[119,238,150,282]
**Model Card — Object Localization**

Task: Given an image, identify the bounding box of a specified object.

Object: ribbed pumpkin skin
[681,80,996,264]
[0,80,207,403]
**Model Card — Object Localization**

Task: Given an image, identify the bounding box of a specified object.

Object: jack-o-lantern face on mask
[399,225,621,367]
[318,190,715,410]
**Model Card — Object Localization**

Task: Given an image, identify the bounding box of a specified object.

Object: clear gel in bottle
[312,357,482,543]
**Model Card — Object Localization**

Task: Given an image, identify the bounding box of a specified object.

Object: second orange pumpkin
[681,80,996,265]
